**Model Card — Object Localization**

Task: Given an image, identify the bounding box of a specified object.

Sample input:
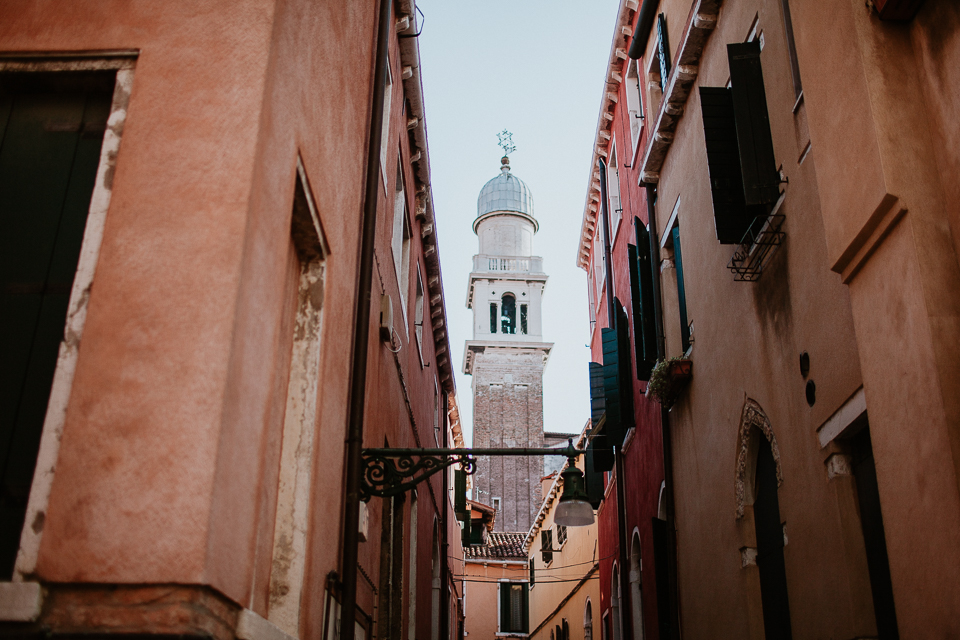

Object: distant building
[464,155,554,532]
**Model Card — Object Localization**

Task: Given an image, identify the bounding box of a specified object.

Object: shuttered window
[602,302,635,446]
[499,582,529,634]
[656,13,672,90]
[700,87,755,243]
[699,41,779,245]
[541,529,553,565]
[728,42,780,207]
[0,71,114,578]
[672,227,691,353]
[628,219,657,380]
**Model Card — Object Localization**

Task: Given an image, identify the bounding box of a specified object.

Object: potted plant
[645,356,693,408]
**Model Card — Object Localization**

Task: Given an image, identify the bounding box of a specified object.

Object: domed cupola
[474,156,537,233]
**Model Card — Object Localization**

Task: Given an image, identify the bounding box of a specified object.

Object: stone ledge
[0,582,43,622]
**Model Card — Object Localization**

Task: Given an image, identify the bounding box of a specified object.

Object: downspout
[599,157,634,640]
[339,0,391,635]
[644,184,680,640]
[440,391,450,640]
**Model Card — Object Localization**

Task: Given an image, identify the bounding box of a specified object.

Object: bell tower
[464,138,552,532]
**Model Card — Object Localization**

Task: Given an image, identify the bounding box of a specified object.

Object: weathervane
[497,129,516,157]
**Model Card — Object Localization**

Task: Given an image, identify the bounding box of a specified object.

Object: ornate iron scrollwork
[361,451,476,501]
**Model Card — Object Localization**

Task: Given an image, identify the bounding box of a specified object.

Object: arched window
[562,618,570,640]
[629,534,645,640]
[611,564,622,640]
[431,520,441,640]
[584,599,594,640]
[501,294,516,334]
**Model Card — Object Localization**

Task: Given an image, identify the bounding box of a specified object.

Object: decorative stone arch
[735,397,784,518]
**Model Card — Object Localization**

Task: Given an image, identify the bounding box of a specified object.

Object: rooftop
[464,532,528,561]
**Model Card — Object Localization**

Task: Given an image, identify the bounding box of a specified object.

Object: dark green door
[0,71,114,578]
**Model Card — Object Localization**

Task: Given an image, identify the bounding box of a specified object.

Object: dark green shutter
[584,440,609,503]
[0,72,114,578]
[500,583,510,632]
[628,231,657,380]
[672,228,690,352]
[652,518,672,640]
[728,41,780,206]
[454,469,467,519]
[470,517,484,545]
[521,583,529,633]
[657,13,671,88]
[699,87,756,243]
[603,301,635,446]
[528,558,535,586]
[588,362,605,426]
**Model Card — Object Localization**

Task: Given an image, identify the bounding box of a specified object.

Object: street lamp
[554,459,595,527]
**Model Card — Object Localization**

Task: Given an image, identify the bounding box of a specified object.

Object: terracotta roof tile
[464,532,527,560]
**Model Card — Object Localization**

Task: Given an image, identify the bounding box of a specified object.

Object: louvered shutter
[455,469,467,519]
[700,86,755,243]
[728,41,780,206]
[585,439,610,501]
[588,362,606,426]
[672,228,690,352]
[628,235,657,380]
[603,301,635,446]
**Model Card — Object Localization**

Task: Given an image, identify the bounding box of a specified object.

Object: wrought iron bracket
[360,444,582,501]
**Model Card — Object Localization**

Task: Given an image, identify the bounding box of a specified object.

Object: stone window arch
[583,598,594,640]
[735,397,784,519]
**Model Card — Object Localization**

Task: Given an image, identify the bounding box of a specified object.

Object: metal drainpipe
[599,157,634,640]
[339,0,391,636]
[441,391,450,640]
[644,184,680,640]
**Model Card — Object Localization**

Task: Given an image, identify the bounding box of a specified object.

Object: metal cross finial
[497,129,516,157]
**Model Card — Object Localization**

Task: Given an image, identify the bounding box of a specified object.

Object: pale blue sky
[417,0,620,443]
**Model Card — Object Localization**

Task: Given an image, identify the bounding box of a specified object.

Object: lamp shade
[554,462,595,527]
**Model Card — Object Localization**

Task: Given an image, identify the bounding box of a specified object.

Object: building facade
[0,2,465,640]
[578,0,960,638]
[464,157,553,533]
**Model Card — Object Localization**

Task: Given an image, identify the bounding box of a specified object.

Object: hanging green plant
[645,357,693,408]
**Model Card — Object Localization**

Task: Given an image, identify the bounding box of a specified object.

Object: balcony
[472,255,543,274]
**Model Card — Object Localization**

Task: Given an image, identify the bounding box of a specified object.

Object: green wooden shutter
[588,361,606,426]
[521,583,530,633]
[699,87,756,244]
[584,439,609,502]
[529,558,535,586]
[628,238,657,381]
[454,469,467,519]
[657,13,671,88]
[500,583,510,632]
[728,41,780,207]
[672,228,690,352]
[0,71,114,579]
[602,327,623,443]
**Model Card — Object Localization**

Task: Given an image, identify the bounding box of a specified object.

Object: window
[501,294,517,334]
[392,162,412,311]
[379,61,393,170]
[698,41,780,244]
[628,218,658,380]
[498,582,529,634]
[408,494,419,640]
[656,13,672,91]
[415,268,424,353]
[625,61,644,152]
[556,524,568,546]
[528,558,536,587]
[629,535,646,640]
[777,0,803,101]
[584,600,594,640]
[433,383,440,445]
[593,224,605,307]
[378,494,406,640]
[0,69,117,578]
[671,225,691,353]
[611,564,623,640]
[520,304,528,335]
[490,302,499,334]
[540,529,553,565]
[493,497,501,513]
[608,144,622,240]
[753,430,792,638]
